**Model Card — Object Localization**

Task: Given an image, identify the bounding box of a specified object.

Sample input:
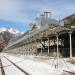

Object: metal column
[69,31,72,60]
[56,34,59,59]
[48,38,50,55]
[56,34,59,68]
[41,40,43,56]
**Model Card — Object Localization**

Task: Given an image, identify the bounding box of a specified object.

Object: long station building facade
[3,12,75,58]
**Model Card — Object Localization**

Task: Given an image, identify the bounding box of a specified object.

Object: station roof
[5,24,70,49]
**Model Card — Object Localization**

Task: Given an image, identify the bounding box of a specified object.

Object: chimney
[44,12,51,19]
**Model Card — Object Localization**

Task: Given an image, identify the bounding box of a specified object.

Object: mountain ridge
[0,27,24,51]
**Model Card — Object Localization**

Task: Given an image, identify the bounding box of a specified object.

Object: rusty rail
[0,58,5,75]
[3,56,30,75]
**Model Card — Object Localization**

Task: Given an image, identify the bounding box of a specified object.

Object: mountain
[0,27,24,37]
[0,34,5,52]
[0,27,24,51]
[63,13,75,28]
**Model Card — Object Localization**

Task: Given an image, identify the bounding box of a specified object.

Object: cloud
[0,0,29,23]
[0,0,75,23]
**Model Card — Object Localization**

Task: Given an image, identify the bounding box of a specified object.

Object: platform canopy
[5,24,70,49]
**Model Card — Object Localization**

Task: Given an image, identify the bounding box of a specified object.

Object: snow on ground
[0,53,75,75]
[2,55,53,75]
[1,57,25,75]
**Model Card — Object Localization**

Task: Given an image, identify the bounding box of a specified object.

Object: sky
[0,0,75,32]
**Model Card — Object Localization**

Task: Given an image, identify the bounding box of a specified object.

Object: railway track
[2,56,31,75]
[0,58,5,75]
[63,70,75,75]
[2,55,75,75]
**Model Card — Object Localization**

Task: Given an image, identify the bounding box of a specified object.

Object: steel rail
[0,58,5,75]
[3,56,30,75]
[63,70,75,75]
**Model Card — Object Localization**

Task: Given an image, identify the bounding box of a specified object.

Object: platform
[0,53,75,75]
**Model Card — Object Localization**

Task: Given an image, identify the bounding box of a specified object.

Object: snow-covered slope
[0,27,24,37]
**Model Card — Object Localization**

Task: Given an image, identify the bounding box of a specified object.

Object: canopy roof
[5,24,70,49]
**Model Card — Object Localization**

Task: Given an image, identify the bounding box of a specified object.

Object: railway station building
[3,12,75,58]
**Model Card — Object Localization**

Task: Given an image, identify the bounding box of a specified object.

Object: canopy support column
[56,34,59,68]
[41,40,43,56]
[56,34,59,59]
[48,38,50,55]
[69,31,72,61]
